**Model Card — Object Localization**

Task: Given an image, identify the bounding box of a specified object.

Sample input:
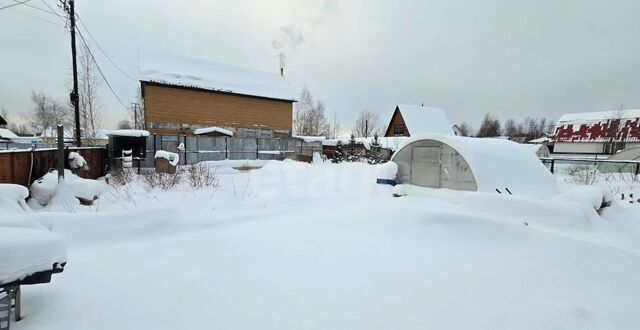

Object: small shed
[106,130,150,169]
[391,134,558,197]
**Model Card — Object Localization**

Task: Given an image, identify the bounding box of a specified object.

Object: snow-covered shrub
[188,163,218,188]
[140,168,183,191]
[565,164,598,185]
[68,152,89,172]
[110,168,135,186]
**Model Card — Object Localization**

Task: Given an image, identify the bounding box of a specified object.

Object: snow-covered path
[14,161,640,329]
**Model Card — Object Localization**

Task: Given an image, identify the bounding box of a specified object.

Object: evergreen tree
[332,140,344,163]
[346,134,359,162]
[367,133,385,164]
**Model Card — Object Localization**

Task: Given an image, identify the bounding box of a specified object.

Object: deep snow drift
[10,160,640,330]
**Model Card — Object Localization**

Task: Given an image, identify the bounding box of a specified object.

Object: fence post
[183,134,187,165]
[57,125,65,182]
[225,137,228,160]
[153,133,157,167]
[256,138,259,160]
[550,159,555,174]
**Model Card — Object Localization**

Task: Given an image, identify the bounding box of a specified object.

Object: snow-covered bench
[0,184,67,327]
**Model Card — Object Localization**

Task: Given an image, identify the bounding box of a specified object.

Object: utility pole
[365,119,368,138]
[132,103,138,129]
[62,0,81,146]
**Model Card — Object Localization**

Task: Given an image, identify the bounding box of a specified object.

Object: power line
[38,0,59,16]
[0,0,32,10]
[76,28,130,111]
[5,7,64,26]
[8,0,60,17]
[76,17,137,81]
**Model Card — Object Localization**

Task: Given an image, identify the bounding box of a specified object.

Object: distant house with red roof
[553,109,640,154]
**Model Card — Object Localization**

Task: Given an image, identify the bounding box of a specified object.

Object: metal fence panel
[145,135,324,166]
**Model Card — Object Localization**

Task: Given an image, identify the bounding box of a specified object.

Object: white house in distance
[384,104,454,137]
[553,109,640,154]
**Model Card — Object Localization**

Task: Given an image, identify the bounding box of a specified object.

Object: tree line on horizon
[457,113,555,142]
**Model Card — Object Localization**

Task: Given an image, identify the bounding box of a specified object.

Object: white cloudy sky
[1,0,639,132]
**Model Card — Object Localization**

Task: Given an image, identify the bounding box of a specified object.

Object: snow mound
[29,170,107,208]
[377,162,398,180]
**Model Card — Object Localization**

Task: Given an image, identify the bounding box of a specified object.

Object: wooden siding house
[384,104,454,137]
[140,52,296,137]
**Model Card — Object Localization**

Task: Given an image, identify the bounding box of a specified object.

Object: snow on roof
[293,136,326,143]
[557,109,640,125]
[39,127,76,140]
[0,128,19,139]
[193,126,234,136]
[528,136,553,143]
[139,51,297,102]
[155,150,179,166]
[394,134,558,197]
[395,104,453,136]
[104,129,150,137]
[0,128,40,143]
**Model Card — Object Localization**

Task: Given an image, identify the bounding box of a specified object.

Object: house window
[394,124,404,135]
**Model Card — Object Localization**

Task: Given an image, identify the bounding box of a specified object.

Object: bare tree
[457,122,472,136]
[293,87,331,136]
[503,118,522,140]
[476,113,501,137]
[353,110,381,138]
[28,91,68,133]
[0,106,8,127]
[77,44,104,138]
[118,119,133,129]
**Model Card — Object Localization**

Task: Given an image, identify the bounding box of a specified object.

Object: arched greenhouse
[390,134,558,197]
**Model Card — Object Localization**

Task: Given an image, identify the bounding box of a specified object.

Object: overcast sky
[1,0,639,133]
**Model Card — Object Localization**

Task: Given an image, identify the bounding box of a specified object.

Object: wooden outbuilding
[139,52,297,137]
[384,104,453,137]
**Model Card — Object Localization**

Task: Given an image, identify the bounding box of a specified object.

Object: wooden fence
[0,147,107,186]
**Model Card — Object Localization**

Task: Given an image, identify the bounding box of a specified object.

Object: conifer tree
[367,133,384,164]
[346,134,359,162]
[332,140,344,163]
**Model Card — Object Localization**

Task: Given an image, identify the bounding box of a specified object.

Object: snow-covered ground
[11,160,640,329]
